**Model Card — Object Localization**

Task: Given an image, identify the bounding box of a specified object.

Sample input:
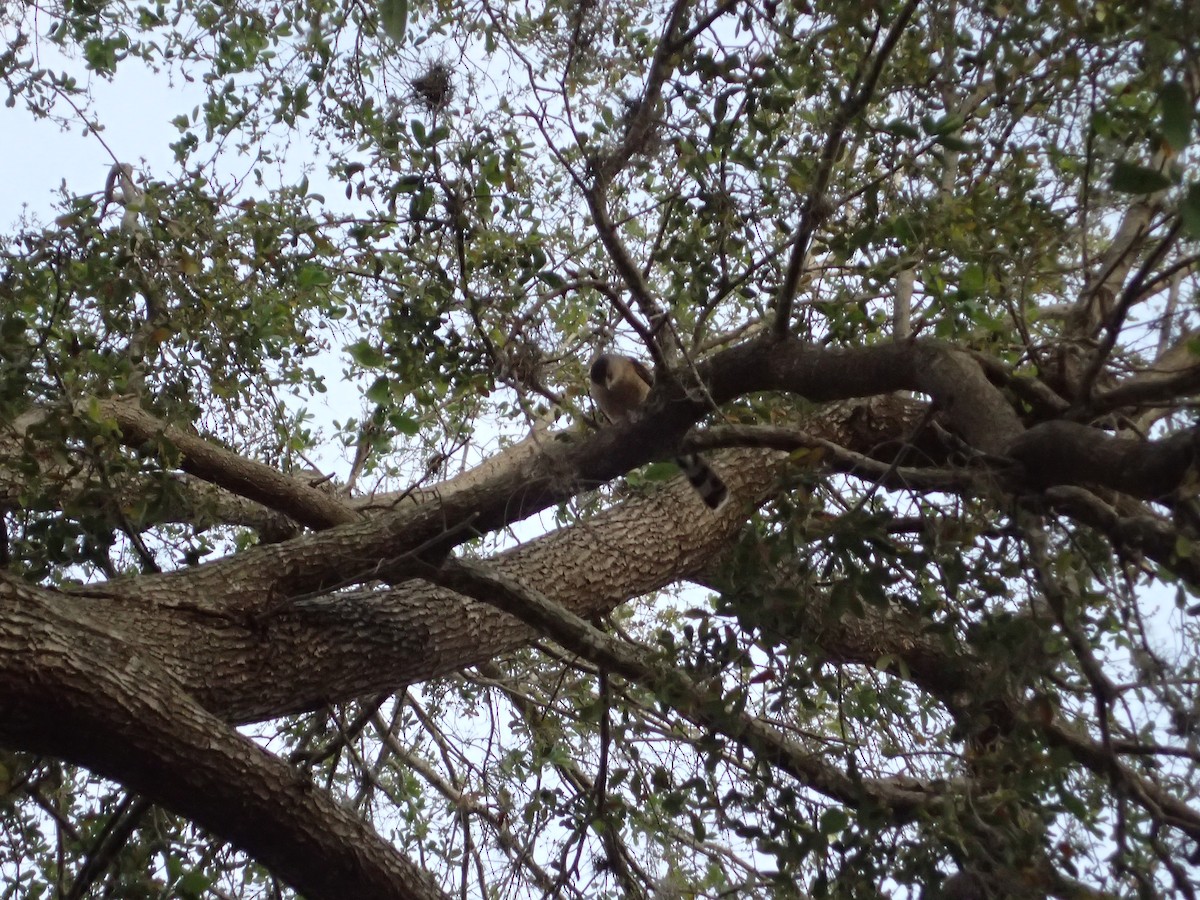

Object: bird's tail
[674,454,729,510]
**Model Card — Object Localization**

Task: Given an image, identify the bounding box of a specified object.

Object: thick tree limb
[0,573,449,900]
[42,339,1200,674]
[7,341,1197,731]
[53,446,783,723]
[1008,420,1199,500]
[93,400,361,528]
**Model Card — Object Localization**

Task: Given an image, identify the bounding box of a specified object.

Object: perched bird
[588,353,729,510]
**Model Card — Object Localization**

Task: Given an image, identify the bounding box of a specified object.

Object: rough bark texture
[2,338,1197,898]
[0,578,448,900]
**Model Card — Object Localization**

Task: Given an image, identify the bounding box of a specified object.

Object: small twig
[1075,220,1182,407]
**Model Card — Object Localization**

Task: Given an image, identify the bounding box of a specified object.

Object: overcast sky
[0,51,205,227]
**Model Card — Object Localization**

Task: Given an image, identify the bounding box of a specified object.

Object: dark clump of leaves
[410,62,453,112]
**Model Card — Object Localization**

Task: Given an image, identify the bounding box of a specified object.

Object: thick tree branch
[64,446,783,723]
[94,400,361,529]
[68,338,1200,626]
[7,342,1196,738]
[1008,420,1199,500]
[1,402,887,727]
[0,573,449,900]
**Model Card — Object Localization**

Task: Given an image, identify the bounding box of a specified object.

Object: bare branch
[429,557,959,818]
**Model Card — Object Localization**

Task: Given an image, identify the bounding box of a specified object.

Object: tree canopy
[2,0,1200,896]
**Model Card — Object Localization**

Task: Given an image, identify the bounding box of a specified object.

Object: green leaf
[410,187,433,221]
[713,93,728,123]
[379,0,407,43]
[296,264,333,289]
[365,375,393,404]
[920,114,964,136]
[883,119,921,139]
[347,340,387,368]
[935,133,973,152]
[0,313,27,342]
[959,263,985,296]
[1160,81,1192,151]
[640,462,678,483]
[1109,161,1171,194]
[177,870,214,898]
[819,807,848,834]
[84,397,111,425]
[1182,184,1200,238]
[389,412,421,436]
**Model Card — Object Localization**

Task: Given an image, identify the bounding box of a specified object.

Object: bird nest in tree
[410,63,453,111]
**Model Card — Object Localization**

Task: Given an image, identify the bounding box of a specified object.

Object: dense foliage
[2,0,1200,896]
